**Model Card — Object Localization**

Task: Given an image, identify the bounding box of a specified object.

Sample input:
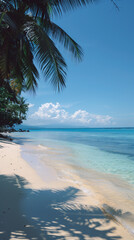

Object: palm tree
[0,0,118,92]
[17,97,28,119]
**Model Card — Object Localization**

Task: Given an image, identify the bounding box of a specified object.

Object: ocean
[13,128,134,185]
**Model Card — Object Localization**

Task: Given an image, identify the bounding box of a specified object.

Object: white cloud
[71,110,92,124]
[32,102,68,120]
[28,103,34,108]
[31,102,113,126]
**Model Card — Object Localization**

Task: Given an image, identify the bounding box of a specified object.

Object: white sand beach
[0,139,133,240]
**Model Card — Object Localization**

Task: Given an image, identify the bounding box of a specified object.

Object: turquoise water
[13,128,134,185]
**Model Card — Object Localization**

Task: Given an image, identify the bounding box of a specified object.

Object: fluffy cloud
[71,110,92,124]
[31,102,112,126]
[32,103,68,121]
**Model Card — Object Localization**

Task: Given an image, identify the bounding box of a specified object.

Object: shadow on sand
[0,136,13,146]
[0,175,122,240]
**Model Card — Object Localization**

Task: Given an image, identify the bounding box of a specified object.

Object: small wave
[38,144,50,150]
[58,170,92,196]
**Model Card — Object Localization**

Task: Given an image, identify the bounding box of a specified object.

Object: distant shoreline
[19,126,134,130]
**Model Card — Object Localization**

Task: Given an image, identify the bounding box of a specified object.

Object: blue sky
[23,0,134,127]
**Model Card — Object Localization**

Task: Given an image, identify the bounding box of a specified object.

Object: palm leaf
[0,39,10,80]
[0,12,17,29]
[50,0,94,15]
[11,40,39,92]
[21,40,39,91]
[50,0,119,15]
[22,59,39,92]
[43,21,83,61]
[19,0,119,20]
[0,0,14,11]
[24,21,67,91]
[110,0,119,10]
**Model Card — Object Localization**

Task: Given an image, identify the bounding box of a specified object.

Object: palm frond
[24,21,67,91]
[21,0,50,21]
[0,0,15,11]
[51,0,94,15]
[19,0,94,18]
[44,21,83,61]
[50,0,119,15]
[11,42,39,92]
[0,40,10,80]
[20,0,119,21]
[21,39,39,91]
[0,0,10,11]
[22,60,39,92]
[0,12,17,29]
[110,0,119,10]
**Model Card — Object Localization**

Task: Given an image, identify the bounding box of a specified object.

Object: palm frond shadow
[10,136,33,145]
[0,135,13,144]
[0,174,122,239]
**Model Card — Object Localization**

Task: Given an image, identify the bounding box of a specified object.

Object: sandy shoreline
[0,139,133,239]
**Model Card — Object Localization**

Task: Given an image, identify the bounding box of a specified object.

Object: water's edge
[19,140,134,236]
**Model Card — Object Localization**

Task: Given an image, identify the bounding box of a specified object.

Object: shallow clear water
[12,128,134,185]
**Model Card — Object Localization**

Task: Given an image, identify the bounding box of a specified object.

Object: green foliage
[0,87,28,128]
[0,0,84,92]
[0,0,118,92]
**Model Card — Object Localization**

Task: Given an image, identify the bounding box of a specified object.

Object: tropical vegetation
[0,0,118,93]
[0,0,84,93]
[0,87,28,129]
